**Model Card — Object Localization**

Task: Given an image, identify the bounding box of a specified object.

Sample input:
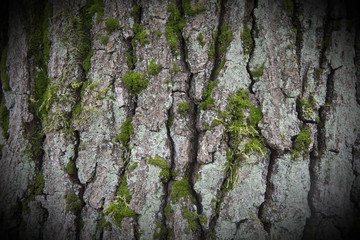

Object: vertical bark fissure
[258,147,277,235]
[247,0,258,95]
[303,2,334,237]
[176,0,205,236]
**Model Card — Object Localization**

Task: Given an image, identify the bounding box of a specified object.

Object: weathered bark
[0,0,359,239]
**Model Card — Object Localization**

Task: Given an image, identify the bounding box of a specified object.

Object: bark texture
[0,0,359,239]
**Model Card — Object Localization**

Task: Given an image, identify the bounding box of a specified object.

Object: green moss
[129,162,138,171]
[199,80,215,111]
[133,23,150,46]
[292,125,311,158]
[182,0,206,16]
[65,191,82,214]
[115,117,134,147]
[148,59,162,75]
[168,110,174,128]
[153,222,168,240]
[208,40,215,59]
[240,25,253,54]
[66,161,76,175]
[98,217,112,231]
[155,30,162,38]
[122,71,148,95]
[105,17,120,34]
[82,49,93,73]
[291,25,298,36]
[99,35,109,45]
[87,0,104,23]
[182,207,199,233]
[170,178,191,203]
[164,203,173,218]
[315,67,323,81]
[148,155,170,180]
[199,214,207,225]
[126,49,136,69]
[0,46,10,91]
[172,62,180,74]
[103,176,135,228]
[176,101,190,118]
[299,96,317,119]
[196,32,206,47]
[282,0,294,16]
[216,88,265,190]
[216,59,226,75]
[218,23,233,56]
[0,96,9,139]
[250,62,265,79]
[166,1,185,56]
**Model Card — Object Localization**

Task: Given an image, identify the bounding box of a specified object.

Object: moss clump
[153,222,168,240]
[133,24,149,46]
[182,207,199,233]
[208,40,215,59]
[196,32,205,47]
[22,171,45,212]
[240,25,253,54]
[199,80,215,111]
[170,178,191,203]
[122,71,148,95]
[148,59,162,75]
[115,118,134,147]
[250,62,265,79]
[282,0,294,16]
[182,0,206,16]
[165,1,185,56]
[216,59,226,75]
[218,23,233,56]
[66,161,76,175]
[155,30,162,38]
[215,88,265,190]
[292,125,311,158]
[87,0,104,23]
[299,96,317,119]
[103,176,135,228]
[0,46,10,91]
[172,62,180,74]
[99,35,109,45]
[105,17,120,34]
[176,101,190,118]
[314,67,323,81]
[65,191,82,214]
[164,203,173,218]
[0,96,9,139]
[148,155,170,180]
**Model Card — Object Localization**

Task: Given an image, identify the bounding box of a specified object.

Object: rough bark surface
[0,0,359,239]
